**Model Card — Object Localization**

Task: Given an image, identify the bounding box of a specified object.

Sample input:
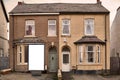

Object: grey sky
[3,0,120,26]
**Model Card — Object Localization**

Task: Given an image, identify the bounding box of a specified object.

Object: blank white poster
[29,45,44,70]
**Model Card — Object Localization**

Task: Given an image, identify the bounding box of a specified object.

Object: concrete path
[0,72,55,80]
[73,74,120,80]
[0,72,120,80]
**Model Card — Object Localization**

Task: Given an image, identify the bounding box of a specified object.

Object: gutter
[9,13,60,16]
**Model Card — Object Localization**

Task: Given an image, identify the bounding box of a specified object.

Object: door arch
[48,46,58,72]
[62,46,70,72]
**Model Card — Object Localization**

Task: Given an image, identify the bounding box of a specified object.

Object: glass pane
[20,53,22,63]
[48,20,56,25]
[63,54,69,63]
[85,19,94,35]
[48,25,56,36]
[86,24,92,34]
[88,52,94,62]
[26,20,34,25]
[63,25,69,34]
[49,25,55,31]
[79,46,83,63]
[24,46,28,63]
[25,20,35,36]
[88,46,93,51]
[26,25,33,35]
[63,20,69,25]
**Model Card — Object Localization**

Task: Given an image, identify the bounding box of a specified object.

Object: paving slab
[0,72,120,80]
[73,74,120,80]
[0,72,55,80]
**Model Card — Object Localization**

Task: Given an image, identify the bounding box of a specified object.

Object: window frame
[84,18,94,35]
[86,45,95,63]
[25,20,35,37]
[78,46,83,63]
[62,19,70,36]
[97,46,100,63]
[48,20,57,36]
[17,45,28,65]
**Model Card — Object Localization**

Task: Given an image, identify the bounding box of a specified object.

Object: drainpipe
[12,14,15,71]
[104,14,107,73]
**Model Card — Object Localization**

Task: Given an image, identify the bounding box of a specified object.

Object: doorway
[48,47,58,72]
[62,46,70,72]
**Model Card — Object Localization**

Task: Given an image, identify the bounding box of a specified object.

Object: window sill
[17,63,28,65]
[61,34,71,37]
[85,34,94,36]
[24,35,36,37]
[47,35,57,37]
[77,63,102,66]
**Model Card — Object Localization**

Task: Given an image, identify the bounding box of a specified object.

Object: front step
[62,72,74,80]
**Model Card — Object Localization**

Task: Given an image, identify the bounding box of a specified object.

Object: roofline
[60,12,109,14]
[1,0,9,22]
[9,12,109,16]
[74,42,105,44]
[9,12,60,15]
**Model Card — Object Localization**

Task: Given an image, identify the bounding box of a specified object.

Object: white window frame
[62,19,70,35]
[79,46,83,63]
[86,45,95,63]
[48,20,57,36]
[84,19,94,35]
[97,46,100,63]
[17,45,28,65]
[25,20,35,37]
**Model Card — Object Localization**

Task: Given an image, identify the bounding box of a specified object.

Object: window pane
[87,46,94,63]
[88,46,93,51]
[86,23,92,34]
[26,25,33,35]
[88,52,94,62]
[79,46,83,63]
[63,20,69,24]
[63,25,69,34]
[63,54,69,63]
[48,20,56,36]
[25,20,35,36]
[24,46,28,63]
[48,20,56,25]
[18,46,22,63]
[62,20,70,35]
[85,19,94,35]
[20,53,22,63]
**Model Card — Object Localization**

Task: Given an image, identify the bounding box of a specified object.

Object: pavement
[0,72,120,80]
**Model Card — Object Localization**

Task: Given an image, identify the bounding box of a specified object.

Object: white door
[62,52,70,72]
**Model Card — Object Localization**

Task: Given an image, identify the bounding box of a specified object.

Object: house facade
[0,0,9,69]
[111,7,120,57]
[9,0,110,73]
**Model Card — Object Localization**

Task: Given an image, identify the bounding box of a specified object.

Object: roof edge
[1,0,9,22]
[9,12,60,15]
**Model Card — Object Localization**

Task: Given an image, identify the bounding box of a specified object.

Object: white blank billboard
[29,45,44,70]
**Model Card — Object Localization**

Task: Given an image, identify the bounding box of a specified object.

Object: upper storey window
[25,20,35,36]
[85,19,94,35]
[62,19,70,35]
[48,20,56,36]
